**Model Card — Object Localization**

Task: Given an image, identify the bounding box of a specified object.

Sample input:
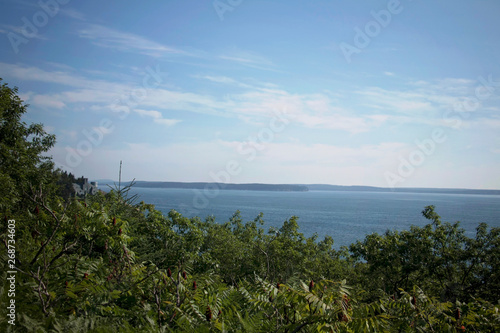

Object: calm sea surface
[102,187,500,248]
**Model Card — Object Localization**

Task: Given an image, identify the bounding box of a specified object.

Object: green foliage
[53,170,78,201]
[349,205,500,304]
[0,80,499,331]
[0,79,57,211]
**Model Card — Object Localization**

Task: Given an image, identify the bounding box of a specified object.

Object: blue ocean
[102,186,500,249]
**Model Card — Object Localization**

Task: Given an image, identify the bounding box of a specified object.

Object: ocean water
[102,186,500,248]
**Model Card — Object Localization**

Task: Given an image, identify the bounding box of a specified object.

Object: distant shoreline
[95,180,500,196]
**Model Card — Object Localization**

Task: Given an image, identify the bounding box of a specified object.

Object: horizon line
[92,179,500,192]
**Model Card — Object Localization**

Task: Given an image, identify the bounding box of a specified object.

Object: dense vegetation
[1,79,499,332]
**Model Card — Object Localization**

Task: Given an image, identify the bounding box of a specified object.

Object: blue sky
[1,0,499,189]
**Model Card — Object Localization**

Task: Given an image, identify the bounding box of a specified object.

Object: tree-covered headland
[1,79,499,332]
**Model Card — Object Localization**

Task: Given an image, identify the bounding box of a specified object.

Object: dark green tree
[349,205,500,303]
[0,78,56,212]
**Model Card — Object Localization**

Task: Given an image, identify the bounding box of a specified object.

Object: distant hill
[305,184,500,195]
[97,181,308,192]
[95,180,500,195]
[131,181,309,192]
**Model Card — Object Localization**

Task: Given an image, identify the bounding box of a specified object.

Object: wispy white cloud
[60,8,86,21]
[0,62,124,91]
[0,63,385,133]
[31,94,66,109]
[134,109,162,119]
[354,78,498,129]
[78,24,188,58]
[194,75,254,88]
[356,87,434,114]
[141,89,227,117]
[154,118,181,126]
[219,49,278,71]
[5,62,498,136]
[134,108,181,126]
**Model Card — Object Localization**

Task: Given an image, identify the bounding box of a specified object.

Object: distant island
[304,184,500,195]
[99,181,308,192]
[95,180,500,195]
[131,181,308,192]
